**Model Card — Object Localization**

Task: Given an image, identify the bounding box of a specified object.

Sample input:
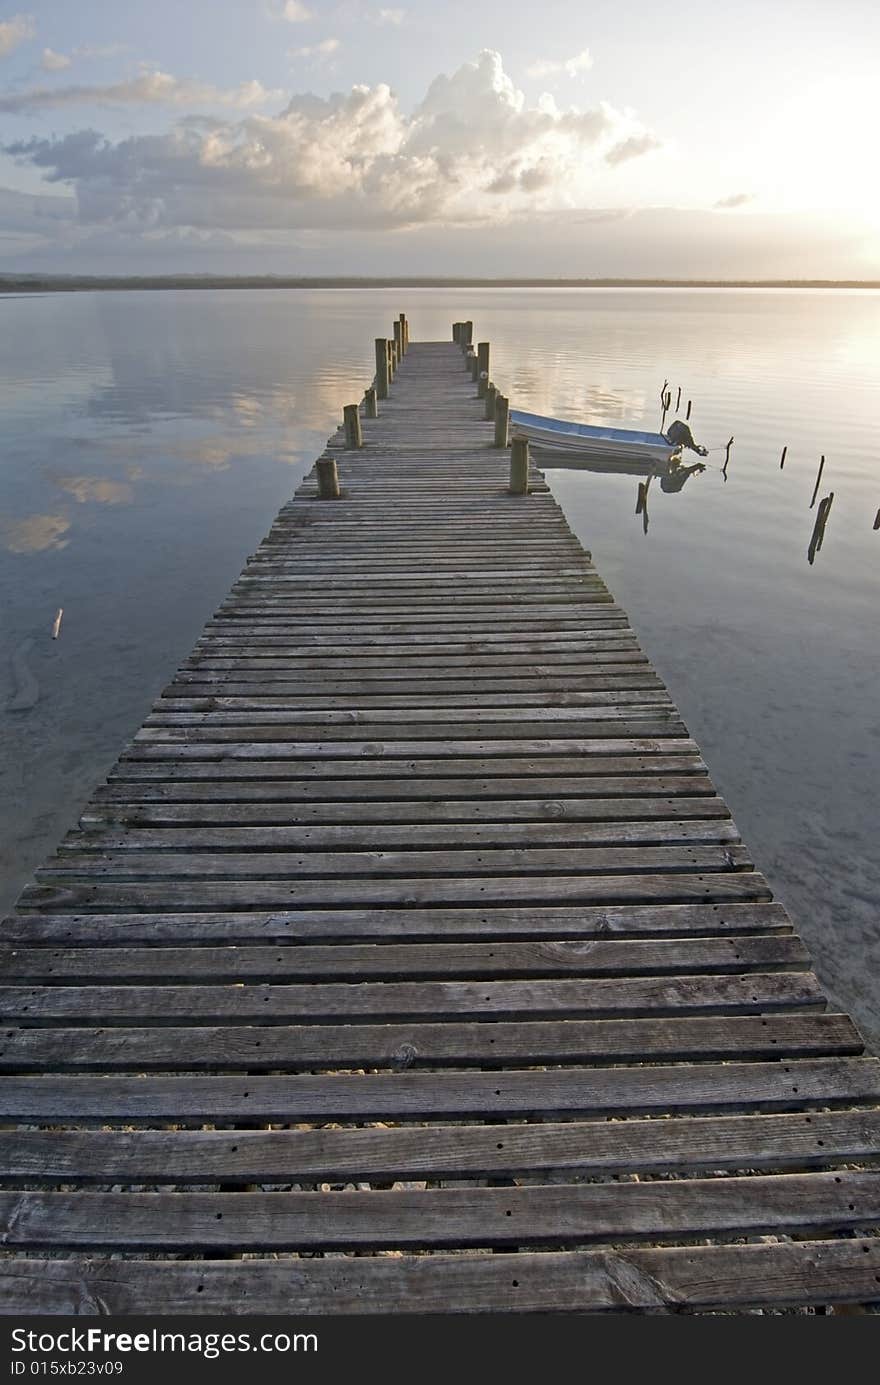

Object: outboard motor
[665,419,709,457]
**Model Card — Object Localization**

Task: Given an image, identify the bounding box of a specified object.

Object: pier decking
[1,335,879,1314]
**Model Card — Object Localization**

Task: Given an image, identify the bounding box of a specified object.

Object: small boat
[509,408,681,464]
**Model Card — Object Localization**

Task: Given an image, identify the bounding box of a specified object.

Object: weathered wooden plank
[0,971,821,1023]
[183,640,645,666]
[179,650,647,673]
[79,791,727,826]
[3,1173,878,1251]
[61,819,741,853]
[3,1104,874,1182]
[37,843,754,879]
[5,1240,877,1313]
[162,677,664,700]
[0,1012,850,1071]
[146,694,675,722]
[2,1058,878,1121]
[15,871,774,911]
[0,935,805,983]
[134,716,688,741]
[121,734,696,760]
[0,901,794,943]
[106,754,709,783]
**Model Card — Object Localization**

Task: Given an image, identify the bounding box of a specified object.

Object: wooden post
[494,394,510,448]
[468,351,479,382]
[809,455,826,509]
[509,437,529,495]
[375,338,389,400]
[399,313,407,354]
[403,316,409,349]
[393,319,403,359]
[808,492,834,565]
[463,320,474,347]
[364,386,378,418]
[452,322,462,343]
[387,339,395,382]
[477,342,490,397]
[485,383,497,420]
[343,403,363,449]
[315,456,340,499]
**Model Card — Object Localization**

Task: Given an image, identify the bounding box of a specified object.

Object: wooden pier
[1,329,879,1314]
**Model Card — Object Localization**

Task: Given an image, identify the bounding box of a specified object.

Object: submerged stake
[807,491,834,565]
[780,445,787,469]
[675,386,681,411]
[874,507,880,531]
[723,436,734,474]
[51,608,63,640]
[686,399,692,421]
[809,455,826,509]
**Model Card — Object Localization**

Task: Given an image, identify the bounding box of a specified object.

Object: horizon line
[2,274,879,292]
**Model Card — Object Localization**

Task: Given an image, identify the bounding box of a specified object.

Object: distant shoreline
[1,275,879,293]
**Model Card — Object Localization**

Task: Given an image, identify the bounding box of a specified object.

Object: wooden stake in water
[675,386,681,412]
[51,608,63,640]
[807,492,834,565]
[722,437,734,478]
[686,399,692,421]
[874,507,880,531]
[809,455,825,509]
[780,446,787,469]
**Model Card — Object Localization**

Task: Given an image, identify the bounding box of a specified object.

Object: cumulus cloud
[376,8,406,23]
[714,192,754,209]
[605,132,663,165]
[0,13,35,59]
[41,47,71,71]
[281,1,312,19]
[4,49,663,237]
[526,49,593,79]
[0,70,283,113]
[290,38,340,59]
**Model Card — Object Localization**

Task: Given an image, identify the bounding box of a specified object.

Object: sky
[0,0,878,277]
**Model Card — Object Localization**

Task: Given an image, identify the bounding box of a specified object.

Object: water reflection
[50,475,135,506]
[0,513,71,553]
[541,452,709,487]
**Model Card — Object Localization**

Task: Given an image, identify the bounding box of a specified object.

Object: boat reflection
[536,448,708,493]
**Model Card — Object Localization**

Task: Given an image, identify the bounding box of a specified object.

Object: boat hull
[509,409,680,464]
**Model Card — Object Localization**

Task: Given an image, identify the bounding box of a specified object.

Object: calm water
[1,288,878,1043]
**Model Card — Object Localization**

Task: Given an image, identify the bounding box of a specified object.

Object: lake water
[1,287,878,1046]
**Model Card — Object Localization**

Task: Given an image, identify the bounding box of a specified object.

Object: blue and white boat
[509,408,682,464]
